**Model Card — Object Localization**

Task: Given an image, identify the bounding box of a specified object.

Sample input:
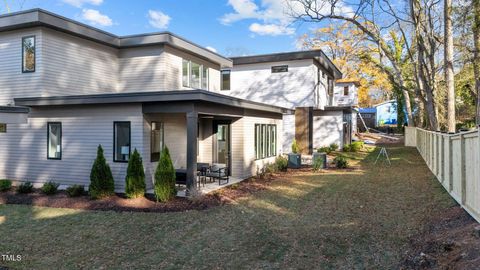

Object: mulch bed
[400,206,480,269]
[0,170,295,213]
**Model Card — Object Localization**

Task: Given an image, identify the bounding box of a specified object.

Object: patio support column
[186,111,198,193]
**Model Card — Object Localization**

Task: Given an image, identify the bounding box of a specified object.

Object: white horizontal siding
[0,28,43,105]
[0,104,144,191]
[41,28,119,96]
[313,111,344,149]
[226,59,320,109]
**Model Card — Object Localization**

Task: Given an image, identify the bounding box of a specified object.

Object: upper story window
[22,36,35,73]
[0,124,6,133]
[271,65,288,73]
[221,70,231,91]
[343,86,349,96]
[182,59,209,90]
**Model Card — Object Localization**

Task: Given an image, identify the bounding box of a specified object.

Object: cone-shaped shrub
[89,145,115,199]
[154,146,176,202]
[125,148,146,198]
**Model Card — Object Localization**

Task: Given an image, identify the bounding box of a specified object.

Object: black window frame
[271,65,288,73]
[47,122,62,160]
[22,35,36,73]
[221,70,231,90]
[0,123,6,133]
[113,121,131,163]
[150,121,164,162]
[254,124,277,160]
[343,86,349,96]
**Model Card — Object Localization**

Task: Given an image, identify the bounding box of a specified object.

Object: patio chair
[197,163,210,187]
[206,163,229,185]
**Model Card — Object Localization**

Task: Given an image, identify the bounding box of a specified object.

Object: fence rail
[405,126,480,222]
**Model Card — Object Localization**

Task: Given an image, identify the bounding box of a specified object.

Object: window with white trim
[181,59,209,90]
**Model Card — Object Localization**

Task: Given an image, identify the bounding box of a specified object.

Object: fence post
[460,133,466,205]
[440,134,445,183]
[448,134,453,192]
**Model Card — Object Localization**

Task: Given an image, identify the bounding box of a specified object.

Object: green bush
[125,149,146,199]
[317,146,331,155]
[334,156,349,169]
[17,182,33,194]
[66,185,86,197]
[154,146,176,202]
[291,139,300,154]
[350,141,364,152]
[41,181,60,195]
[343,144,352,152]
[264,163,277,175]
[329,143,339,152]
[274,156,288,172]
[313,156,325,172]
[89,145,115,199]
[0,179,12,192]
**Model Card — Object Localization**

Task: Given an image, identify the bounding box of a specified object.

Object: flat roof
[14,90,293,115]
[0,9,232,68]
[0,106,30,114]
[230,50,342,79]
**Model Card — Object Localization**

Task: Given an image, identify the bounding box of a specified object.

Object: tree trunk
[445,0,456,132]
[474,0,480,126]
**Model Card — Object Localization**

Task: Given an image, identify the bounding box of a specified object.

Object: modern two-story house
[0,9,294,193]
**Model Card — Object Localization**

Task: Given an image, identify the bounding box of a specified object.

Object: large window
[221,70,230,91]
[151,121,164,162]
[182,59,209,90]
[114,122,131,162]
[47,122,62,160]
[255,124,277,159]
[22,36,35,73]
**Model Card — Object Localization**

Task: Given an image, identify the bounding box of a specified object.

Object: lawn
[0,146,456,269]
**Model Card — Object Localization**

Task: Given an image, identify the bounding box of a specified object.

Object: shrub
[154,146,176,202]
[343,144,352,152]
[89,145,115,199]
[334,156,348,169]
[350,141,364,152]
[0,179,12,192]
[41,181,60,195]
[17,182,33,194]
[313,156,325,172]
[291,139,300,154]
[317,146,331,155]
[125,149,146,199]
[264,163,277,175]
[66,185,86,197]
[329,143,339,152]
[274,156,288,172]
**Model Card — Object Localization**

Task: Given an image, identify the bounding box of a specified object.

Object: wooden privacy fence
[405,126,480,222]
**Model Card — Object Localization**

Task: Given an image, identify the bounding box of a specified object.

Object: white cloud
[249,23,294,36]
[148,10,171,29]
[206,46,218,53]
[62,0,103,8]
[81,9,112,26]
[220,0,354,36]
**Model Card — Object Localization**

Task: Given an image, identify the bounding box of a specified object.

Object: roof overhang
[231,50,342,79]
[0,106,29,124]
[14,90,293,115]
[0,9,232,68]
[321,106,355,113]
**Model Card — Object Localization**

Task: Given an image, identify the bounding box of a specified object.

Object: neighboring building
[0,9,290,192]
[357,100,398,131]
[225,51,355,153]
[374,100,398,126]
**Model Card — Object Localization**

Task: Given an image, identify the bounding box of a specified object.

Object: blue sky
[1,0,330,56]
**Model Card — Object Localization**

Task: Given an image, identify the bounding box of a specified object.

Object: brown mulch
[401,206,480,269]
[0,171,291,213]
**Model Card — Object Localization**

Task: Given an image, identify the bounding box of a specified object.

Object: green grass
[0,146,456,269]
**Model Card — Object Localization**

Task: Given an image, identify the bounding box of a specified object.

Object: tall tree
[445,0,456,132]
[474,0,480,125]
